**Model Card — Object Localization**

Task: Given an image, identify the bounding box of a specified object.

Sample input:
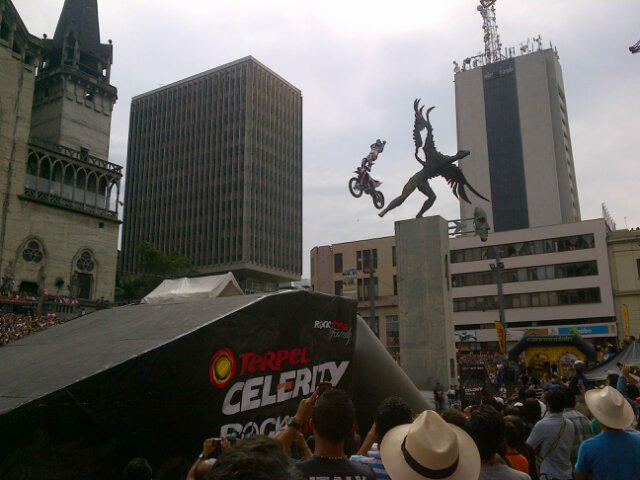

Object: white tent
[142,273,243,304]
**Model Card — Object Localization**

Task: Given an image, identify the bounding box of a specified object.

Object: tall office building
[455,48,581,232]
[121,56,302,292]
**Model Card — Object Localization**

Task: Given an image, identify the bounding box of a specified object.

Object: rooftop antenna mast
[477,0,504,64]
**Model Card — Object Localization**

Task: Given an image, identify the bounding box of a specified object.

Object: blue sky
[16,0,640,278]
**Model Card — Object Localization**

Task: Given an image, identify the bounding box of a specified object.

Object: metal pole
[490,246,506,325]
[369,252,376,336]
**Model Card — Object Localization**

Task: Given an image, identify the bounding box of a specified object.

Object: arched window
[63,164,75,200]
[75,169,86,203]
[26,152,39,189]
[22,239,44,263]
[108,180,118,212]
[97,176,107,209]
[51,161,63,196]
[86,172,97,206]
[64,31,76,64]
[39,157,51,193]
[76,250,95,272]
[74,250,96,300]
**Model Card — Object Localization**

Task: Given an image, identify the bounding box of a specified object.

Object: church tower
[30,0,116,159]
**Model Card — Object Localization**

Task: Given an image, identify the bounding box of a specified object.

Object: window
[0,21,11,41]
[357,278,363,300]
[393,275,398,295]
[450,234,595,263]
[362,249,377,272]
[451,261,598,288]
[334,280,342,296]
[637,259,640,279]
[334,253,342,273]
[22,240,44,263]
[453,287,601,311]
[392,246,396,266]
[76,250,95,272]
[362,277,378,299]
[357,250,362,270]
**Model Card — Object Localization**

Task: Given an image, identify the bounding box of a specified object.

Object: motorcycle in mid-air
[349,167,385,209]
[348,139,386,209]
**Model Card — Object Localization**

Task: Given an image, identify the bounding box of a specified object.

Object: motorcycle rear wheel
[348,177,363,198]
[373,190,385,209]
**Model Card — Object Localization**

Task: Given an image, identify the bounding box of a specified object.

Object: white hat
[585,386,635,430]
[380,410,480,480]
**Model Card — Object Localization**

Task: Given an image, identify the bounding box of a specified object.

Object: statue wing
[436,164,490,204]
[413,99,427,155]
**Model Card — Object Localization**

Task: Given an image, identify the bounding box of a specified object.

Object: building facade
[121,57,302,292]
[450,218,615,349]
[607,228,640,340]
[455,48,581,232]
[311,237,399,360]
[311,219,617,353]
[0,0,121,302]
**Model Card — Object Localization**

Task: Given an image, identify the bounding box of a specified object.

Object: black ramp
[351,315,430,434]
[0,290,357,479]
[0,290,428,479]
[0,294,265,415]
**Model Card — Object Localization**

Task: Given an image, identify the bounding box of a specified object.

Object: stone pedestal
[395,215,457,391]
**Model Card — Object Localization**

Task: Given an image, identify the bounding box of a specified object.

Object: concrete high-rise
[455,48,581,232]
[121,56,302,292]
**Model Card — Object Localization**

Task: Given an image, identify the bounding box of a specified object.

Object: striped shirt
[350,450,390,480]
[564,408,594,463]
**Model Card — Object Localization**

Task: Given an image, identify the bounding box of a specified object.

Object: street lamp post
[490,246,506,326]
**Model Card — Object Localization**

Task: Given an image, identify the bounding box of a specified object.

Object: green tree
[116,242,193,302]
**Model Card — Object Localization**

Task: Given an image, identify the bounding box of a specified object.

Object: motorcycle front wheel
[348,177,363,198]
[373,190,385,209]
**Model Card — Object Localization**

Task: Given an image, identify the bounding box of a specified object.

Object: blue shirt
[575,431,640,480]
[350,450,390,480]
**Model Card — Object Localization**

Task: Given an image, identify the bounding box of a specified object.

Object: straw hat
[380,410,480,480]
[585,386,635,430]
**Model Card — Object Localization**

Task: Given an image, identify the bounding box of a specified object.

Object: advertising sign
[623,304,630,339]
[556,324,616,337]
[209,301,356,437]
[342,267,357,298]
[495,321,506,354]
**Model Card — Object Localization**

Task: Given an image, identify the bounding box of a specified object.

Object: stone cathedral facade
[0,0,121,302]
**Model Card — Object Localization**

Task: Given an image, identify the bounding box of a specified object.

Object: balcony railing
[21,187,118,220]
[29,137,123,174]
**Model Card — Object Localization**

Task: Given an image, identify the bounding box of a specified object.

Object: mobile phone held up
[317,381,333,397]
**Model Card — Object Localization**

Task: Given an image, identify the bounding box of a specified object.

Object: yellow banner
[623,304,630,339]
[495,321,506,354]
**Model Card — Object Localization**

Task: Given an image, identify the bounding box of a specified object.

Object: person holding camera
[186,435,232,480]
[275,386,375,480]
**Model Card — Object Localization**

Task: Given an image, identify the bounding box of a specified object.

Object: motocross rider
[360,139,386,191]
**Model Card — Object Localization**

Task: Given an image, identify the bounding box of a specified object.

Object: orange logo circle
[209,348,235,388]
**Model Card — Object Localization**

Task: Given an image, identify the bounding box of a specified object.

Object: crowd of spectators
[0,288,78,306]
[0,312,71,346]
[120,359,640,480]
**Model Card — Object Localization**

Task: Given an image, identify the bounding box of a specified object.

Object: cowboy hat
[380,410,480,480]
[585,386,635,430]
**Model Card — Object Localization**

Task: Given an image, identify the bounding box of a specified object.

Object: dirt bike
[348,167,385,209]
